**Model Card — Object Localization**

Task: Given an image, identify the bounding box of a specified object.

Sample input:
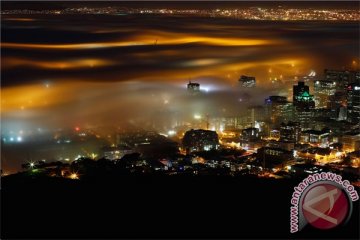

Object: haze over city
[1,1,360,239]
[2,1,359,173]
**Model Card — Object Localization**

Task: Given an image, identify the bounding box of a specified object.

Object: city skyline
[1,1,360,173]
[1,1,359,239]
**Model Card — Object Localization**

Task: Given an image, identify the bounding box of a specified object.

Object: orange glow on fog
[1,84,57,112]
[2,33,277,50]
[4,17,35,21]
[3,57,115,69]
[1,82,95,112]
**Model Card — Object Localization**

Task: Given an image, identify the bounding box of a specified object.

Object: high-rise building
[182,129,219,154]
[256,147,293,168]
[293,82,314,106]
[313,80,336,108]
[322,70,360,121]
[209,117,242,132]
[313,108,332,119]
[265,96,294,126]
[347,83,360,123]
[247,105,266,125]
[280,121,301,143]
[187,81,200,93]
[239,75,256,88]
[328,91,347,120]
[240,127,263,149]
[300,129,330,145]
[293,82,315,129]
[341,132,360,152]
[324,69,358,91]
[241,127,260,142]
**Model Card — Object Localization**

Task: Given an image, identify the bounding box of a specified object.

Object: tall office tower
[324,69,358,91]
[324,70,360,121]
[239,75,256,88]
[347,83,360,123]
[187,81,200,93]
[245,105,266,127]
[293,82,315,130]
[313,80,336,108]
[265,96,294,127]
[327,91,347,120]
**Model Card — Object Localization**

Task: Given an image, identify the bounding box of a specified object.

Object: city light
[194,114,202,120]
[4,7,358,21]
[1,2,360,239]
[167,130,176,136]
[293,150,298,157]
[1,1,359,193]
[202,87,209,92]
[308,70,316,77]
[69,173,79,179]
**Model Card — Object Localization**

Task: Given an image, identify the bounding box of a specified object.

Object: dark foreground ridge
[1,173,359,239]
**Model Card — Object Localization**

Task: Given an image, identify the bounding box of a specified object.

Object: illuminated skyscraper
[347,83,360,123]
[187,81,200,93]
[293,82,313,105]
[265,96,294,126]
[313,80,336,108]
[300,129,330,145]
[324,69,358,91]
[328,91,347,120]
[239,75,256,88]
[293,82,315,130]
[247,105,266,125]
